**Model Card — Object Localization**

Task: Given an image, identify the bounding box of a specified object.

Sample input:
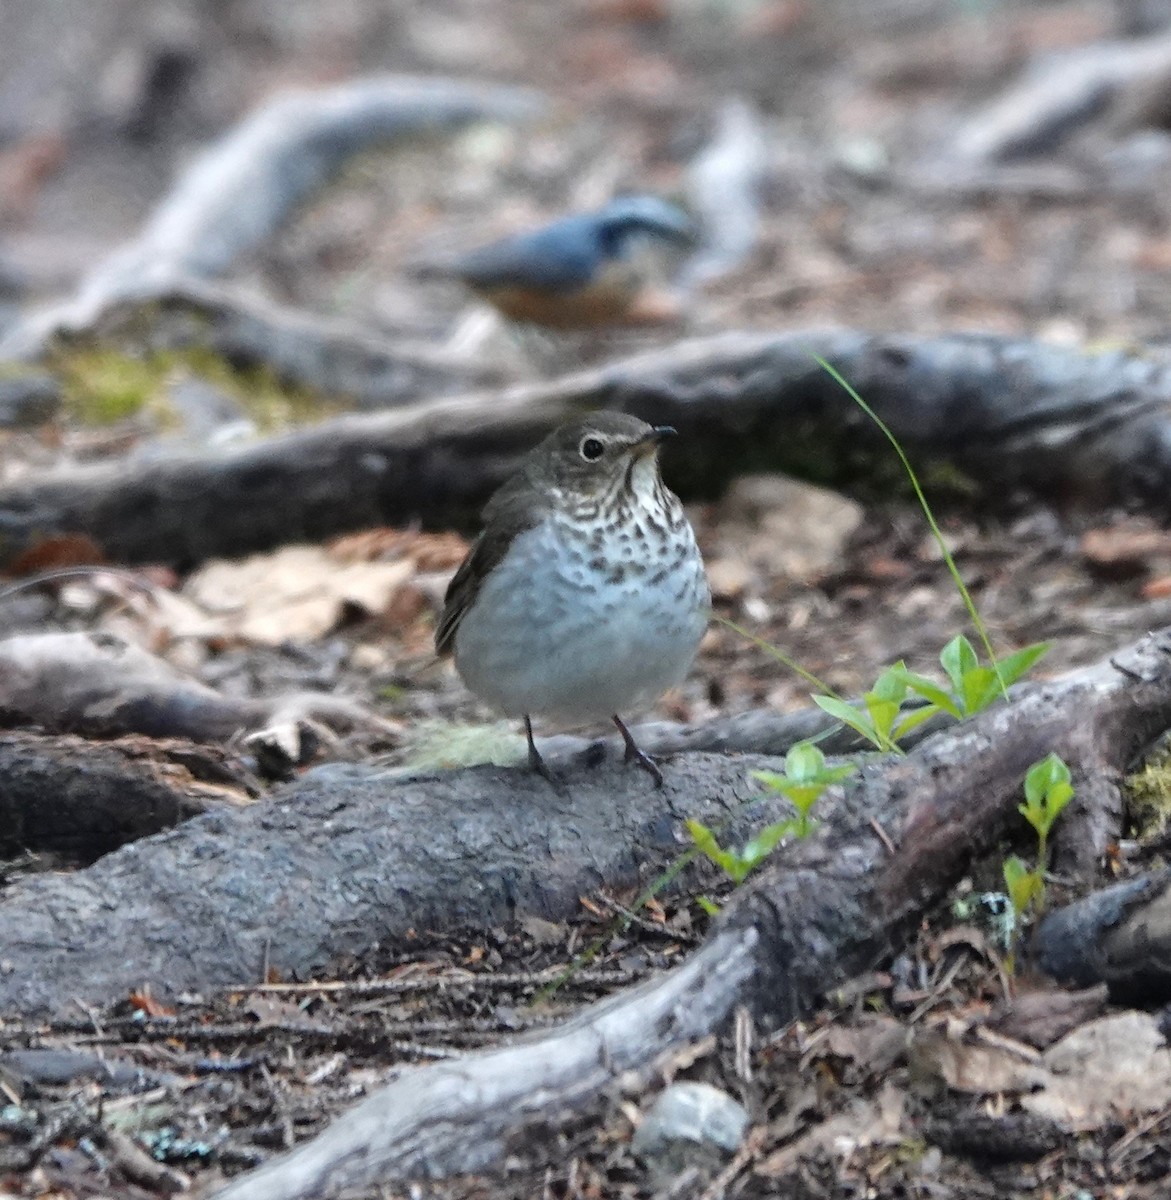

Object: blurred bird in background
[417,195,696,332]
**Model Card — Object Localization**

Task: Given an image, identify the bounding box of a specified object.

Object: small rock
[718,474,864,583]
[349,642,390,672]
[0,372,61,428]
[163,375,255,448]
[705,556,753,600]
[632,1081,749,1183]
[1081,521,1171,579]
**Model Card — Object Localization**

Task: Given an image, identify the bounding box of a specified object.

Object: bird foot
[613,714,664,788]
[624,744,664,787]
[525,715,560,786]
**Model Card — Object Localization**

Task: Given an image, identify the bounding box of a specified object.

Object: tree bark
[0,77,543,361]
[0,751,779,1019]
[3,631,1166,1027]
[1032,868,1171,1001]
[0,730,253,862]
[6,329,1171,569]
[204,628,1171,1198]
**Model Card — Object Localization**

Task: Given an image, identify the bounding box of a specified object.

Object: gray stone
[718,472,865,583]
[162,375,255,448]
[0,373,61,428]
[632,1081,750,1182]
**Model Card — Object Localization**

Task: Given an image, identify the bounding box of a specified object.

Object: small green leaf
[740,819,797,867]
[781,783,824,812]
[785,741,825,782]
[1002,854,1027,891]
[872,667,908,705]
[863,694,901,743]
[1003,855,1043,915]
[697,895,721,916]
[893,669,963,718]
[686,818,741,879]
[993,643,1050,688]
[813,694,882,747]
[751,770,788,794]
[685,818,721,858]
[892,704,941,741]
[1045,781,1074,824]
[1025,753,1071,807]
[960,665,1000,715]
[941,635,978,691]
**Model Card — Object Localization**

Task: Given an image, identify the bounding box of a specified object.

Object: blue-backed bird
[420,196,695,330]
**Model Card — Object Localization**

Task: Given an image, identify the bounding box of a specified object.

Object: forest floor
[6,0,1171,1196]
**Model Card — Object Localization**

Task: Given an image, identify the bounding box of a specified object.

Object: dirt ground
[6,0,1171,1197]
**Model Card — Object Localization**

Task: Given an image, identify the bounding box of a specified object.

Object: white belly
[453,515,709,723]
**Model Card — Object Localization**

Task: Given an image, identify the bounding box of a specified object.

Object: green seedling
[752,740,858,838]
[814,355,1010,701]
[1001,754,1075,973]
[1001,854,1043,976]
[686,817,782,886]
[813,665,930,753]
[1002,855,1045,918]
[688,741,855,904]
[1019,752,1074,873]
[894,635,1049,721]
[813,637,1049,756]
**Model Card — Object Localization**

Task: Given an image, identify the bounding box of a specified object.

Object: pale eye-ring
[579,436,606,462]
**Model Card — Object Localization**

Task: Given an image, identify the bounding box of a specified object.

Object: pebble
[632,1081,750,1182]
[0,373,61,428]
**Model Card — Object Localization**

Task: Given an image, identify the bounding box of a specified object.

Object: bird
[435,412,710,786]
[420,196,695,330]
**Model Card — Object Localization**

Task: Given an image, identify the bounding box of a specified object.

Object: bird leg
[524,715,558,784]
[613,714,664,788]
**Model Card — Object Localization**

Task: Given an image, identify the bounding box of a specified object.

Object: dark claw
[525,715,559,785]
[613,714,664,788]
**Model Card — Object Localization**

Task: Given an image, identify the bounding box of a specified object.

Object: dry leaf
[989,983,1109,1050]
[1022,1011,1171,1130]
[909,1029,1048,1095]
[182,546,414,645]
[819,1015,906,1076]
[128,987,175,1018]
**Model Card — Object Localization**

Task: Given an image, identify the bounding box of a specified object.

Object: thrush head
[517,412,677,503]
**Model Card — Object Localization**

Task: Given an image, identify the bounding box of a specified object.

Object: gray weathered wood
[207,629,1171,1198]
[6,329,1171,568]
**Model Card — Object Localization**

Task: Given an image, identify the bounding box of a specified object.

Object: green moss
[400,720,526,771]
[46,343,338,431]
[1126,747,1171,840]
[661,413,980,504]
[53,348,159,424]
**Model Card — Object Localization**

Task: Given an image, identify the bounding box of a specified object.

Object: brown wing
[434,482,545,658]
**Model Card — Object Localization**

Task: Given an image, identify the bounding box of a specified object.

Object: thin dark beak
[632,425,676,456]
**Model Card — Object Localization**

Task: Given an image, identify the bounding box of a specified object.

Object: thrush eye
[579,437,606,462]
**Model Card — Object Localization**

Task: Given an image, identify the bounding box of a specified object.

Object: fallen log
[0,730,254,862]
[0,76,543,361]
[1033,868,1171,1001]
[53,278,512,410]
[203,630,1171,1197]
[0,751,780,1018]
[5,329,1171,569]
[948,29,1171,162]
[0,632,398,752]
